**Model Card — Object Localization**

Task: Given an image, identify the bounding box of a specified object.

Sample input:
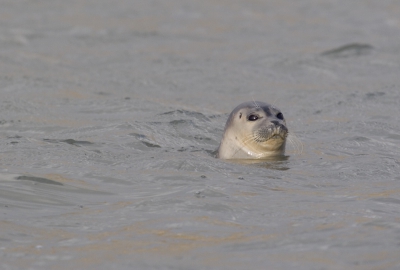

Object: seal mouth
[254,124,288,142]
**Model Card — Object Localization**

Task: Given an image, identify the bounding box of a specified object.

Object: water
[1,0,400,269]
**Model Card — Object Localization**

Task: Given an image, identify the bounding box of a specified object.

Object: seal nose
[271,120,279,126]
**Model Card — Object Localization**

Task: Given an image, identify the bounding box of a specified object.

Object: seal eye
[248,115,258,121]
[276,113,284,120]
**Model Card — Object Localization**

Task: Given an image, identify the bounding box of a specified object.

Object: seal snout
[255,122,288,142]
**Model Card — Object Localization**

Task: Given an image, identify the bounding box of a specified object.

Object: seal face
[217,101,288,159]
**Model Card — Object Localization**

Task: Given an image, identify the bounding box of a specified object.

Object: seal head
[217,101,288,159]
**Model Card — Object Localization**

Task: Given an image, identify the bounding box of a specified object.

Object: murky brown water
[1,0,400,269]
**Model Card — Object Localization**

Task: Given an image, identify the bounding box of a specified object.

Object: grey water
[1,0,400,269]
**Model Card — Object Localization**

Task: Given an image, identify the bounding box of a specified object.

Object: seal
[217,101,288,159]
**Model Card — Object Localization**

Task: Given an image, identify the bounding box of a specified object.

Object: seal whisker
[241,133,277,158]
[271,97,279,107]
[251,96,260,109]
[231,133,265,158]
[231,134,258,158]
[287,133,303,155]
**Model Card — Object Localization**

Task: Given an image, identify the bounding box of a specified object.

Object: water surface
[1,0,400,269]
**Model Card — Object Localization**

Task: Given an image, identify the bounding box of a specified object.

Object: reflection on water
[226,156,290,171]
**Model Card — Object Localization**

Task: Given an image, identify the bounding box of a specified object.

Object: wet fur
[218,101,288,159]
